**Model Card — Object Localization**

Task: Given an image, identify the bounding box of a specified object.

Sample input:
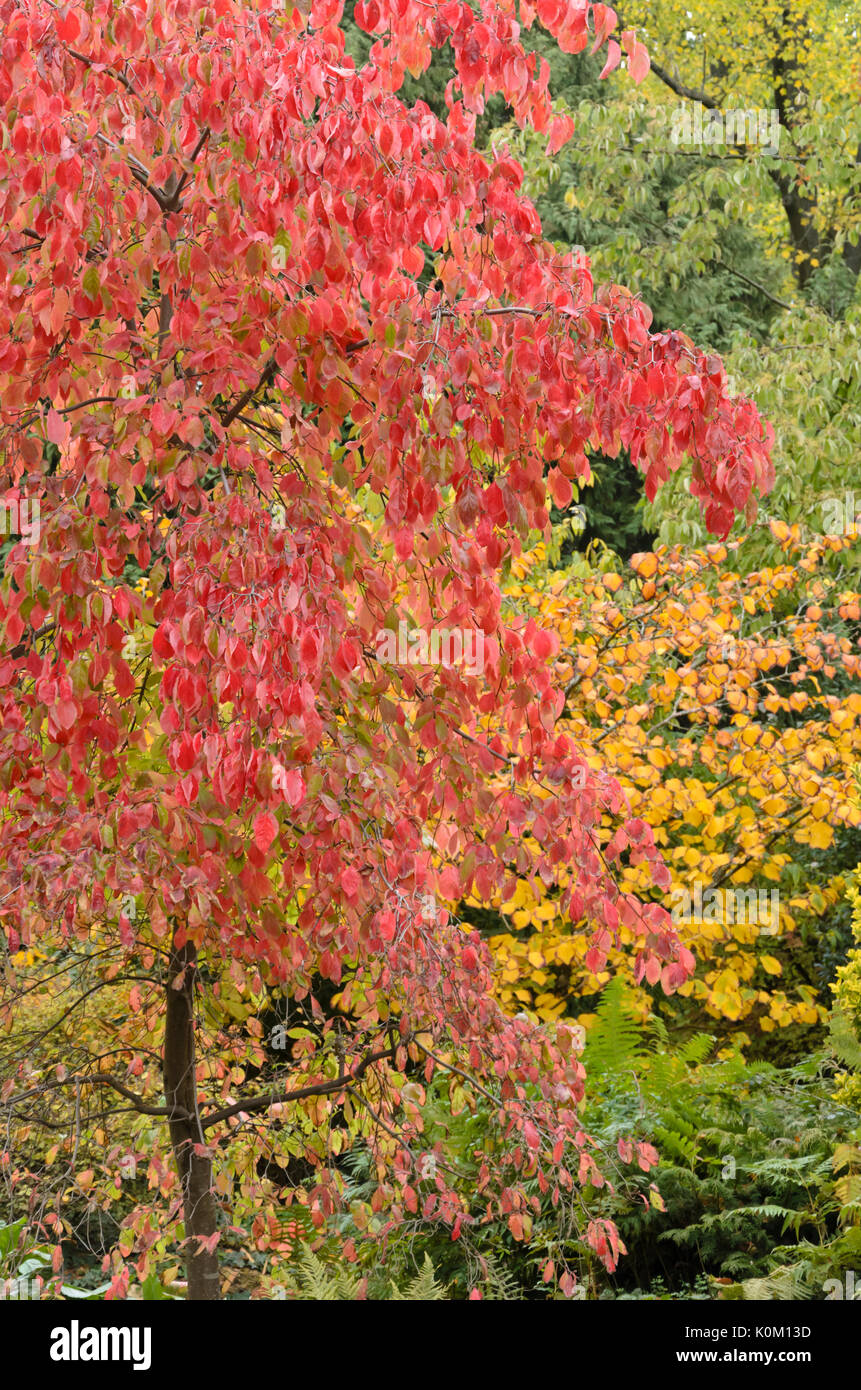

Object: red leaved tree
[0,0,773,1299]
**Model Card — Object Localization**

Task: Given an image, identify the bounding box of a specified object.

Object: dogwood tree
[0,0,773,1298]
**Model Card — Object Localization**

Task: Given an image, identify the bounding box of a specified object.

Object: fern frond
[830,1005,861,1069]
[290,1250,364,1300]
[389,1255,448,1302]
[582,977,648,1075]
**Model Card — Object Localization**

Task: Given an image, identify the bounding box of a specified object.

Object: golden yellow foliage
[473,533,861,1035]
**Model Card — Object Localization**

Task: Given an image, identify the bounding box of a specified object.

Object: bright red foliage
[0,0,772,1290]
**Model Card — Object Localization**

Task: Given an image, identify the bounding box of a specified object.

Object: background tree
[468,528,861,1052]
[478,1,860,562]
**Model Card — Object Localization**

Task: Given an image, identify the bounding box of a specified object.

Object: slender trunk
[164,933,220,1300]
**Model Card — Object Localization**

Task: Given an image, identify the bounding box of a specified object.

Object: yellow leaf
[808,822,834,849]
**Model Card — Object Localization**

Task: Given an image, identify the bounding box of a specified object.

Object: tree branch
[219,358,279,429]
[200,1041,398,1130]
[4,1071,188,1121]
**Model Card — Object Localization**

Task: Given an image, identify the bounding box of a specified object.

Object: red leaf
[56,8,81,42]
[273,763,305,807]
[46,408,67,446]
[377,910,396,941]
[523,1120,540,1151]
[153,623,174,659]
[340,866,361,898]
[253,811,278,854]
[439,866,461,898]
[585,946,605,974]
[114,659,135,699]
[599,39,622,79]
[54,698,77,731]
[623,34,650,83]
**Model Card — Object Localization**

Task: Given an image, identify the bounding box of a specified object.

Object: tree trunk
[164,933,221,1300]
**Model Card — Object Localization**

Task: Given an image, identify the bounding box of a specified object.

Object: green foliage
[0,1218,53,1288]
[644,304,861,570]
[579,979,861,1297]
[274,1249,448,1301]
[581,975,652,1073]
[284,970,861,1299]
[388,1255,450,1302]
[832,863,861,1106]
[830,1005,861,1073]
[279,1250,364,1301]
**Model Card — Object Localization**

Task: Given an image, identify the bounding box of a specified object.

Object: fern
[582,976,649,1075]
[389,1254,448,1301]
[652,1123,698,1166]
[279,1249,450,1301]
[676,1034,716,1066]
[701,1204,799,1227]
[478,1252,523,1302]
[829,1005,861,1070]
[288,1250,364,1300]
[731,1267,815,1301]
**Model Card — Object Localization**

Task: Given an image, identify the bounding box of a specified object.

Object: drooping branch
[200,1039,399,1130]
[3,1071,188,1121]
[62,46,163,126]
